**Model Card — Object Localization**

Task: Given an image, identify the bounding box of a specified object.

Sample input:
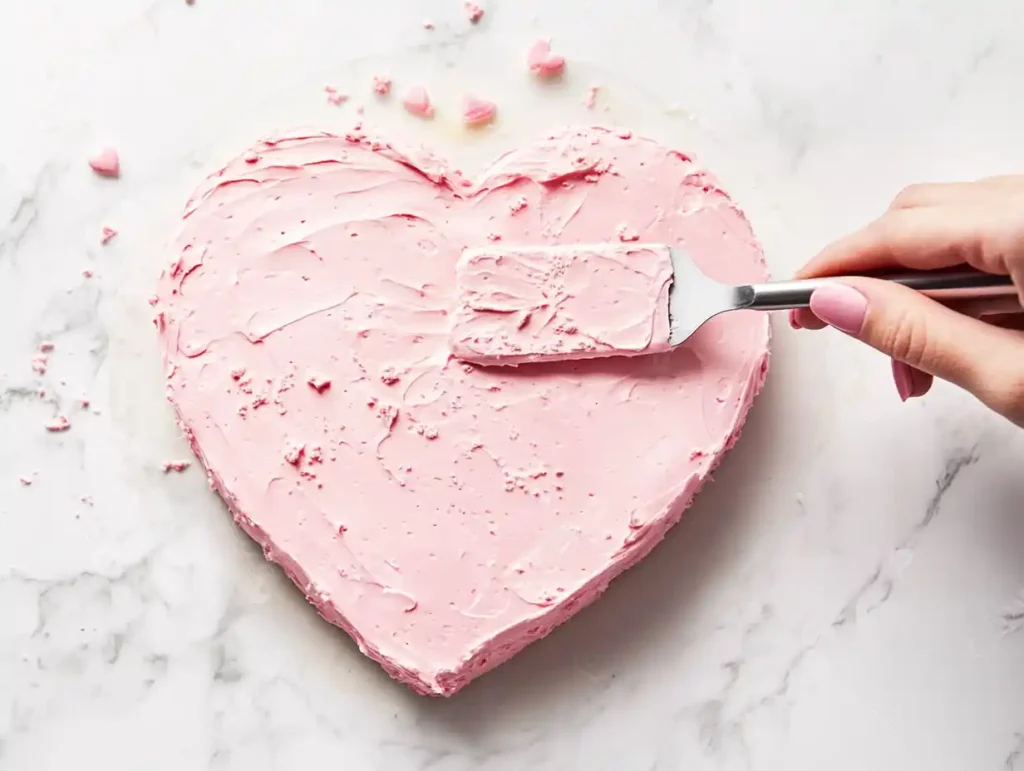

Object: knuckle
[874,305,932,367]
[890,184,932,210]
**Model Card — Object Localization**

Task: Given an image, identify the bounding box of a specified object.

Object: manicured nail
[808,284,867,335]
[891,359,914,402]
[788,309,802,329]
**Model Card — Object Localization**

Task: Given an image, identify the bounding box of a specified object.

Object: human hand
[790,176,1024,426]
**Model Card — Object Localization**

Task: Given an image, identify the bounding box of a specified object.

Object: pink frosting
[101,226,118,245]
[88,148,120,178]
[450,245,673,366]
[463,96,497,126]
[372,75,391,96]
[402,86,434,118]
[527,40,565,78]
[465,1,484,23]
[155,127,770,695]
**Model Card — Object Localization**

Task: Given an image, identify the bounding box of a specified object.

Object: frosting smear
[155,127,770,695]
[450,244,673,366]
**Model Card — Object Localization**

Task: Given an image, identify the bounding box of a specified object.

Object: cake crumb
[31,354,48,375]
[465,1,484,23]
[162,460,191,473]
[307,373,331,393]
[422,18,434,29]
[45,415,71,432]
[325,85,349,106]
[372,75,392,96]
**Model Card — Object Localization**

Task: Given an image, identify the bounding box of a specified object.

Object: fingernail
[788,309,802,330]
[808,284,867,335]
[892,359,913,402]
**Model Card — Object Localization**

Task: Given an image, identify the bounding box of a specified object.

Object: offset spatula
[447,243,1019,367]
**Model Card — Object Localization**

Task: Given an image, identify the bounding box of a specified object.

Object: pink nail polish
[891,359,913,402]
[808,284,867,335]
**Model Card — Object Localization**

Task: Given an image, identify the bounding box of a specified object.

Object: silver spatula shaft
[738,268,1017,311]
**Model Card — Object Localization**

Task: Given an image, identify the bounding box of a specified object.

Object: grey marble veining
[2,1,1024,768]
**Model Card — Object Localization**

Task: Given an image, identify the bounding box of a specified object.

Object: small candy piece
[462,96,497,127]
[402,86,435,118]
[88,148,120,178]
[527,40,565,78]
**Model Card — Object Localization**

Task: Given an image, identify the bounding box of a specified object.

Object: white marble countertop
[3,1,1024,768]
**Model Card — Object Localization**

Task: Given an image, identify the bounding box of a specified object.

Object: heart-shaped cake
[155,127,770,695]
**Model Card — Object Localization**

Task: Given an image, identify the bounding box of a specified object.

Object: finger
[808,278,1024,422]
[953,296,1024,317]
[888,176,1024,209]
[892,359,934,401]
[796,205,1015,279]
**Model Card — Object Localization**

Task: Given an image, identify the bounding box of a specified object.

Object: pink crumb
[19,476,33,486]
[616,224,640,242]
[101,226,118,245]
[45,415,71,432]
[78,397,90,409]
[83,268,94,278]
[284,443,305,466]
[465,2,484,23]
[402,86,435,118]
[583,85,600,109]
[527,39,566,78]
[462,96,497,127]
[423,18,434,29]
[325,85,349,106]
[162,460,191,473]
[372,75,392,96]
[87,148,120,178]
[307,373,331,393]
[509,196,528,214]
[38,341,54,352]
[31,354,48,375]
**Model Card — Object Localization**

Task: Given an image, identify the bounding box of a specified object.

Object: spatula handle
[740,268,1018,311]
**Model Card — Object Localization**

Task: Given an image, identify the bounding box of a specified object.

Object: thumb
[808,278,1024,419]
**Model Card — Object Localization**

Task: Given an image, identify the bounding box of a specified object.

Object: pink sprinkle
[101,226,118,245]
[45,415,71,432]
[162,460,191,473]
[38,341,54,353]
[616,224,639,242]
[527,39,566,78]
[583,85,600,109]
[462,96,497,126]
[87,148,120,178]
[307,373,331,393]
[372,75,392,96]
[402,86,435,118]
[31,354,48,375]
[422,18,434,29]
[465,1,484,23]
